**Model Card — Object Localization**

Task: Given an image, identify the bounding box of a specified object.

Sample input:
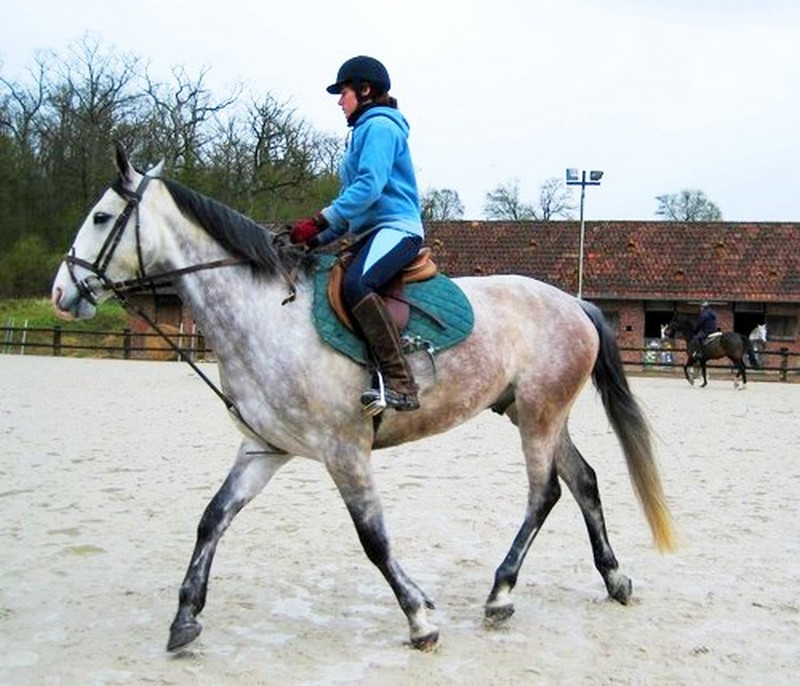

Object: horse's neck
[677,321,694,340]
[165,222,307,351]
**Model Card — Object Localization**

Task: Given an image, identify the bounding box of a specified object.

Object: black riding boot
[351,293,420,414]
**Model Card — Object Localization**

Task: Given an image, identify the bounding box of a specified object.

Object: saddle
[327,247,438,332]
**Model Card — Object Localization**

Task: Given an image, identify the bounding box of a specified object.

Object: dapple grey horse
[52,145,675,652]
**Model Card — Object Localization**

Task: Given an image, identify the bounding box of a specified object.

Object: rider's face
[338,86,359,119]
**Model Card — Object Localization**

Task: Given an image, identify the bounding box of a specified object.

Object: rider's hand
[290,212,328,246]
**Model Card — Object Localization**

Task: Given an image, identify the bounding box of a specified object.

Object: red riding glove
[290,212,328,247]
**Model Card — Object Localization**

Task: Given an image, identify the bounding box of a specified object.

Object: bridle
[62,171,286,454]
[64,173,245,306]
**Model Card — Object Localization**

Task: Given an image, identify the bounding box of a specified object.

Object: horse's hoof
[410,629,439,652]
[606,574,633,605]
[484,602,515,625]
[167,617,203,652]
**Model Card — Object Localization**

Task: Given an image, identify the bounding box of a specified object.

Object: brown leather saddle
[327,248,438,331]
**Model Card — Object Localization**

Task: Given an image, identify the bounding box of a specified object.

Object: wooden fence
[1,323,798,381]
[1,324,212,362]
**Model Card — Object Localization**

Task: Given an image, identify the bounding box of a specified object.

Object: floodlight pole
[566,169,603,299]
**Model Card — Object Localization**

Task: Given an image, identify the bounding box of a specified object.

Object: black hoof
[167,616,203,652]
[607,576,633,605]
[484,603,515,625]
[410,630,439,651]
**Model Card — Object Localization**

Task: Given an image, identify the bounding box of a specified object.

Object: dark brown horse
[664,315,751,388]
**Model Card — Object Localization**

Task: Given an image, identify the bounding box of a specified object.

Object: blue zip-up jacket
[317,105,423,245]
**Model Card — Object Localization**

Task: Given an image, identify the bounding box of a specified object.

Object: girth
[327,247,438,331]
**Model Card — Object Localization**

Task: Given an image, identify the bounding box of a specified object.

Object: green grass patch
[0,297,128,331]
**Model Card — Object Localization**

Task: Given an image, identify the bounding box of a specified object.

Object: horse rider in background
[690,301,718,359]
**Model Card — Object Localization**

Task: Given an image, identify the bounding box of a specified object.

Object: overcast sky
[2,0,798,222]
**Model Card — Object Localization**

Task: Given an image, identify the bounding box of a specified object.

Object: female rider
[291,56,423,414]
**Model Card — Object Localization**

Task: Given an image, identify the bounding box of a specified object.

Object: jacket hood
[351,104,409,135]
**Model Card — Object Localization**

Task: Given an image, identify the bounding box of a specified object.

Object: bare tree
[0,34,344,293]
[142,65,239,179]
[483,179,537,220]
[38,35,144,207]
[537,177,575,220]
[655,189,722,221]
[420,187,464,221]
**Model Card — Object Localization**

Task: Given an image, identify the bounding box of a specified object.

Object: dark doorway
[734,311,765,337]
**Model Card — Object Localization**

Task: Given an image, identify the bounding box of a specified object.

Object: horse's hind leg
[484,431,561,623]
[167,441,291,651]
[682,362,694,385]
[556,432,632,604]
[326,450,438,651]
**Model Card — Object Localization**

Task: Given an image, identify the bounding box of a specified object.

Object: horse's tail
[579,300,677,553]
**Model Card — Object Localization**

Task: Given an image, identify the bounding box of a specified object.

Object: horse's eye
[93,211,113,225]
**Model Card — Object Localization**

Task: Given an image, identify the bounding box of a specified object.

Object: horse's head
[749,323,767,343]
[52,144,164,319]
[663,315,694,342]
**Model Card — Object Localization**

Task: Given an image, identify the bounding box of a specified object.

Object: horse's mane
[161,178,313,277]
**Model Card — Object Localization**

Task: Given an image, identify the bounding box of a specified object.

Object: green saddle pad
[312,255,474,365]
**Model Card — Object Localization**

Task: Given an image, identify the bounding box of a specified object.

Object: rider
[691,301,718,356]
[290,56,423,414]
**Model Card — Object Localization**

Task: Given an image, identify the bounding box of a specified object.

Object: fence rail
[1,324,213,362]
[2,324,798,381]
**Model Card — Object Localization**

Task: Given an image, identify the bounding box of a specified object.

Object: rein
[63,171,293,454]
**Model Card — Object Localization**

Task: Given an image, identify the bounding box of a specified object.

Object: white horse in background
[748,323,768,368]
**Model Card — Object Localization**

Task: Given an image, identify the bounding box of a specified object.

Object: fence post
[779,347,789,382]
[123,328,132,359]
[53,325,62,356]
[2,318,13,353]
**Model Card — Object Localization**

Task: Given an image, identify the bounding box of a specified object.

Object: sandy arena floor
[1,355,798,685]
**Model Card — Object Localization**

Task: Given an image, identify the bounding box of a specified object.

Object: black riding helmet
[326,56,391,95]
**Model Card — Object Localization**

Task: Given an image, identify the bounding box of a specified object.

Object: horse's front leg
[700,359,708,387]
[326,450,438,651]
[167,441,292,651]
[555,434,631,603]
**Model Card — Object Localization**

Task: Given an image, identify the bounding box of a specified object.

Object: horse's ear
[114,141,133,182]
[147,159,165,177]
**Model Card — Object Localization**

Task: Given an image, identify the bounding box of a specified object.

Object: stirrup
[360,371,420,416]
[360,372,387,417]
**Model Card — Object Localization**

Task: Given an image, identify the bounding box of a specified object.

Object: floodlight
[563,167,605,299]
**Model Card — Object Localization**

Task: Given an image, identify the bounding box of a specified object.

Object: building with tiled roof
[426,220,799,358]
[129,220,799,367]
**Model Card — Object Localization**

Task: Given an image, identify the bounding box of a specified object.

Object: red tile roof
[426,221,800,302]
